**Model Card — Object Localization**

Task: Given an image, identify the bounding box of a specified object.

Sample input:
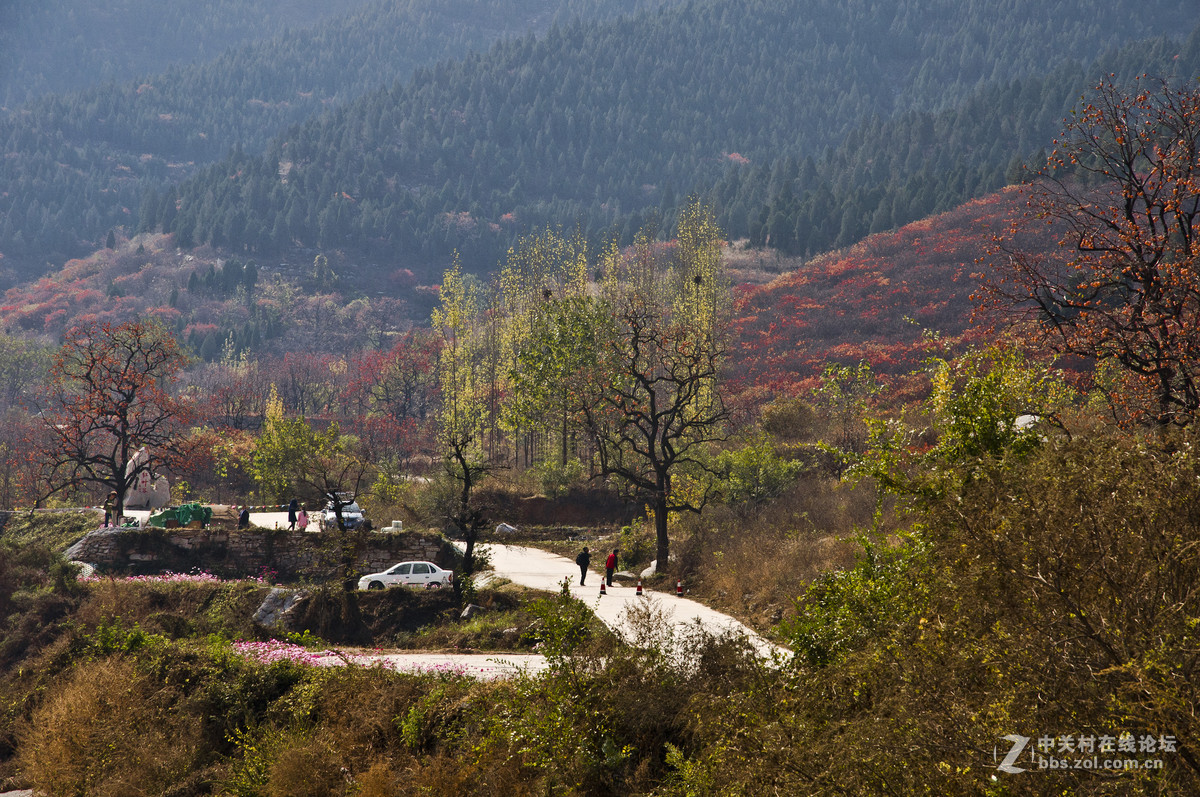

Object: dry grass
[692,532,857,630]
[74,578,268,641]
[17,657,201,796]
[675,475,885,631]
[265,734,345,797]
[0,510,97,552]
[354,761,402,797]
[722,240,803,285]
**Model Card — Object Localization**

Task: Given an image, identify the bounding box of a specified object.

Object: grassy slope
[0,510,98,552]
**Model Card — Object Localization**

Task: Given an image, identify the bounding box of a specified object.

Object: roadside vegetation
[0,510,96,551]
[4,399,1200,793]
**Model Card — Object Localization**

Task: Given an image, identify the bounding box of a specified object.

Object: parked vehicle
[357,561,454,590]
[323,498,365,529]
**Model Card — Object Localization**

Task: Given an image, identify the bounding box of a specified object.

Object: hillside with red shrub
[728,185,1047,396]
[0,234,430,357]
[2,187,1060,407]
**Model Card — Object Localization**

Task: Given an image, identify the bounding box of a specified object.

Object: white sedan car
[358,561,454,591]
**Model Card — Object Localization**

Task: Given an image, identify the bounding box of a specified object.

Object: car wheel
[368,581,385,590]
[425,581,441,589]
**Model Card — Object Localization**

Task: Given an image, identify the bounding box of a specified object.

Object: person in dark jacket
[287,498,298,530]
[576,547,591,586]
[238,507,250,529]
[605,548,618,587]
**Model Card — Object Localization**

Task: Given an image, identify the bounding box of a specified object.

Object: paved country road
[312,650,550,680]
[469,543,790,662]
[320,544,789,677]
[60,515,789,674]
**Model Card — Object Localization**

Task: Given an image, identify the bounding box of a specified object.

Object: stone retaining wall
[67,525,455,580]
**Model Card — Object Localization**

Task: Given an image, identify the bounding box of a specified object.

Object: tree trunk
[1159,366,1176,427]
[115,484,126,525]
[654,486,670,573]
[455,459,477,602]
[561,404,568,467]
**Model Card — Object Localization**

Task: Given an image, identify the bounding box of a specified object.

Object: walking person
[287,498,298,531]
[297,507,309,531]
[576,546,591,586]
[605,548,618,587]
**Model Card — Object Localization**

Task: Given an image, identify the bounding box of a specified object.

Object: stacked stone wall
[67,526,454,580]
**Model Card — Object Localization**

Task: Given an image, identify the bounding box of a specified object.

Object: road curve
[472,543,790,662]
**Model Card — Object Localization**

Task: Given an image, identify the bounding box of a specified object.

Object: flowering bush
[79,570,223,585]
[79,569,276,585]
[231,640,339,666]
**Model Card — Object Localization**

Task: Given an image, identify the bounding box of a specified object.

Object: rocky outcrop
[253,587,308,627]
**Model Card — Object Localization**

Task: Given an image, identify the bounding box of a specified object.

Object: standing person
[237,507,250,528]
[605,548,618,587]
[103,491,117,528]
[297,507,309,531]
[287,498,298,531]
[576,546,591,586]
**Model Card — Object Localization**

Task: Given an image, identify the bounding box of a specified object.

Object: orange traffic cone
[676,579,683,596]
[636,580,643,596]
[599,581,606,596]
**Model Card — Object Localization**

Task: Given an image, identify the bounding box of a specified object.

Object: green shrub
[782,535,927,668]
[523,583,599,665]
[716,436,806,508]
[534,457,585,499]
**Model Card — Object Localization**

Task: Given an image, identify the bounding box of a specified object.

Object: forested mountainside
[0,0,1195,285]
[154,0,1199,276]
[0,0,671,282]
[0,0,377,108]
[0,183,1008,367]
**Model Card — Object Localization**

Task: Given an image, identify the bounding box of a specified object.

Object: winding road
[338,543,788,679]
[231,519,785,660]
[475,543,789,661]
[69,517,790,678]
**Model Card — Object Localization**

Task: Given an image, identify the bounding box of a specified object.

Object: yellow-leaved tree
[499,227,592,471]
[432,256,493,592]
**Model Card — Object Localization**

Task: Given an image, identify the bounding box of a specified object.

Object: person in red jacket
[605,548,618,587]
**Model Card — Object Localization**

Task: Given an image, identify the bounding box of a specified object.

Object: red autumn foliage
[728,187,1054,398]
[342,330,440,421]
[0,410,44,509]
[37,320,193,514]
[979,78,1200,426]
